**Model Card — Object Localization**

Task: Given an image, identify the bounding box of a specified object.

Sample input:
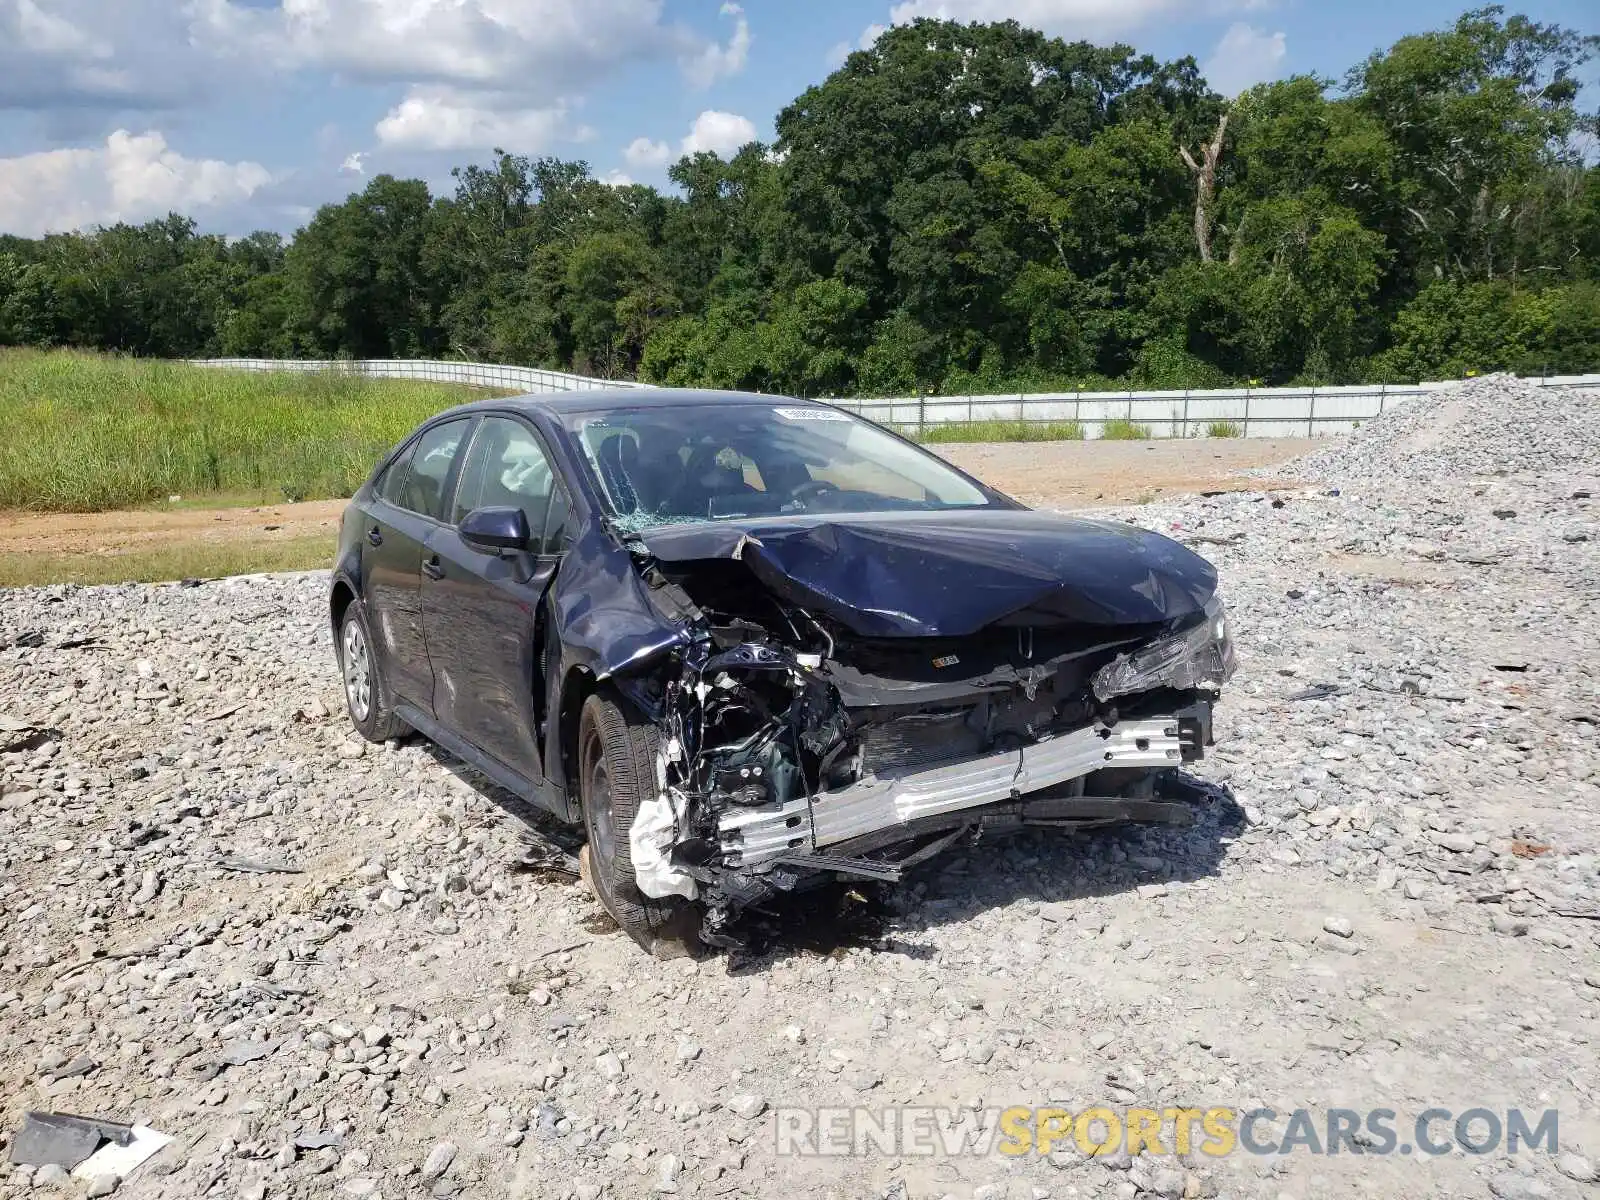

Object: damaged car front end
[557,404,1236,952]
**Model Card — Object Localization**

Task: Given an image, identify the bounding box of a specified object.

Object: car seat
[675,443,757,516]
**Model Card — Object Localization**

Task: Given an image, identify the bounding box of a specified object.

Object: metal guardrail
[192,358,643,393]
[191,358,1599,437]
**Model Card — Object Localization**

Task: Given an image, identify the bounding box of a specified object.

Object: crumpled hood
[636,508,1218,638]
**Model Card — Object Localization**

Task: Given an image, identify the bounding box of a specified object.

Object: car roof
[432,387,829,421]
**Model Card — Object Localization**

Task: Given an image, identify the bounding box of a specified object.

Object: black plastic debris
[1287,683,1346,702]
[9,1112,133,1170]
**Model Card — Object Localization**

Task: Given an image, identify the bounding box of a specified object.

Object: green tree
[283,175,440,357]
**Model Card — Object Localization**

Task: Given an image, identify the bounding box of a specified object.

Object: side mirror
[459,506,533,555]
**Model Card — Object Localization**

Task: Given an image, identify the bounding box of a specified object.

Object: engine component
[857,708,982,775]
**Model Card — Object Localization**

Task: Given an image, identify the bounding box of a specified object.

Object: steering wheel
[787,480,838,499]
[790,479,841,504]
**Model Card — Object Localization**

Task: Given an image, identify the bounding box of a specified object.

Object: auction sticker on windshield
[774,408,850,420]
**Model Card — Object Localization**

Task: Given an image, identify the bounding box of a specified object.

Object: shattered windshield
[565,403,993,530]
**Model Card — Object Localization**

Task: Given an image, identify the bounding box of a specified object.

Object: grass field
[916,419,1085,443]
[0,350,488,513]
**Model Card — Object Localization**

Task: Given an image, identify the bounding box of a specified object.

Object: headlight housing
[1090,594,1236,702]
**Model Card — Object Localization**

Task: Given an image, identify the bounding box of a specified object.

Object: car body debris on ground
[0,376,1597,1200]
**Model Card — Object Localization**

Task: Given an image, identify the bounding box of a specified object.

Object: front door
[361,418,470,709]
[421,415,570,781]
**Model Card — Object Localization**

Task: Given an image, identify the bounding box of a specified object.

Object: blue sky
[0,0,1595,238]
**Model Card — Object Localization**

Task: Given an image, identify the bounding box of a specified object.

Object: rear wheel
[338,600,406,743]
[578,691,700,957]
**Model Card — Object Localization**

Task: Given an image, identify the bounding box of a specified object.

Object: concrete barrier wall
[192,358,1599,437]
[192,357,644,393]
[835,376,1600,438]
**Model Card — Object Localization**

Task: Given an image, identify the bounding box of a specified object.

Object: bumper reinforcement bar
[718,716,1183,867]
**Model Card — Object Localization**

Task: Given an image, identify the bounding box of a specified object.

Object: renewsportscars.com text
[773,1105,1560,1159]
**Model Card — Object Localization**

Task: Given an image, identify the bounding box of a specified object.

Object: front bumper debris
[717,715,1185,867]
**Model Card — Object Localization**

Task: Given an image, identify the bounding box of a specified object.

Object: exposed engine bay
[615,517,1236,949]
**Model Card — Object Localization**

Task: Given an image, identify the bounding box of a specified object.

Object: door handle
[367,525,383,547]
[422,555,445,581]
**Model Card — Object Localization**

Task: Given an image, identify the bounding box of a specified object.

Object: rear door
[360,418,470,710]
[421,414,570,781]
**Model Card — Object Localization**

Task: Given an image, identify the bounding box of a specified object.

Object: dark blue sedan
[331,389,1234,955]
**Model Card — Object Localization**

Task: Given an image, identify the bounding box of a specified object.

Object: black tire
[578,691,701,957]
[338,599,407,743]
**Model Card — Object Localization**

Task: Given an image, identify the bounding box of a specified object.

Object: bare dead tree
[1179,111,1231,263]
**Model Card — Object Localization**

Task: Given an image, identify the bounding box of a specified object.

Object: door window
[377,439,418,506]
[452,416,564,551]
[393,419,468,521]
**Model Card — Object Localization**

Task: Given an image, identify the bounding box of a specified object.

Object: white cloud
[3,1,757,177]
[680,110,758,157]
[620,110,758,176]
[682,2,751,89]
[0,129,272,236]
[374,87,578,152]
[601,169,634,187]
[194,0,748,95]
[340,152,366,174]
[12,0,105,56]
[0,0,217,110]
[1202,22,1287,96]
[186,1,754,158]
[623,137,673,171]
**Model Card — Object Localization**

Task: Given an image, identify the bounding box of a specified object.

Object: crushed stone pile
[1287,373,1600,483]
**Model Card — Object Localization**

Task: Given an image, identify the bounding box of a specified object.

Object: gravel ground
[1285,374,1600,484]
[1,384,1598,1200]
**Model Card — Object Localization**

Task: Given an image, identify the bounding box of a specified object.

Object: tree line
[2,6,1597,394]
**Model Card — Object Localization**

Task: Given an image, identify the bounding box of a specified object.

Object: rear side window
[394,420,468,520]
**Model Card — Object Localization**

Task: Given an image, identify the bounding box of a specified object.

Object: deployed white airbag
[629,789,699,901]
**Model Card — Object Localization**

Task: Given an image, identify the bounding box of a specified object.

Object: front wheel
[578,691,700,957]
[338,600,406,743]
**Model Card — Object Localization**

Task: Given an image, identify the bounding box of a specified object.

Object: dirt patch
[0,499,345,556]
[935,436,1315,508]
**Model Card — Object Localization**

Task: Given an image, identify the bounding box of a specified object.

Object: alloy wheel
[342,619,372,722]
